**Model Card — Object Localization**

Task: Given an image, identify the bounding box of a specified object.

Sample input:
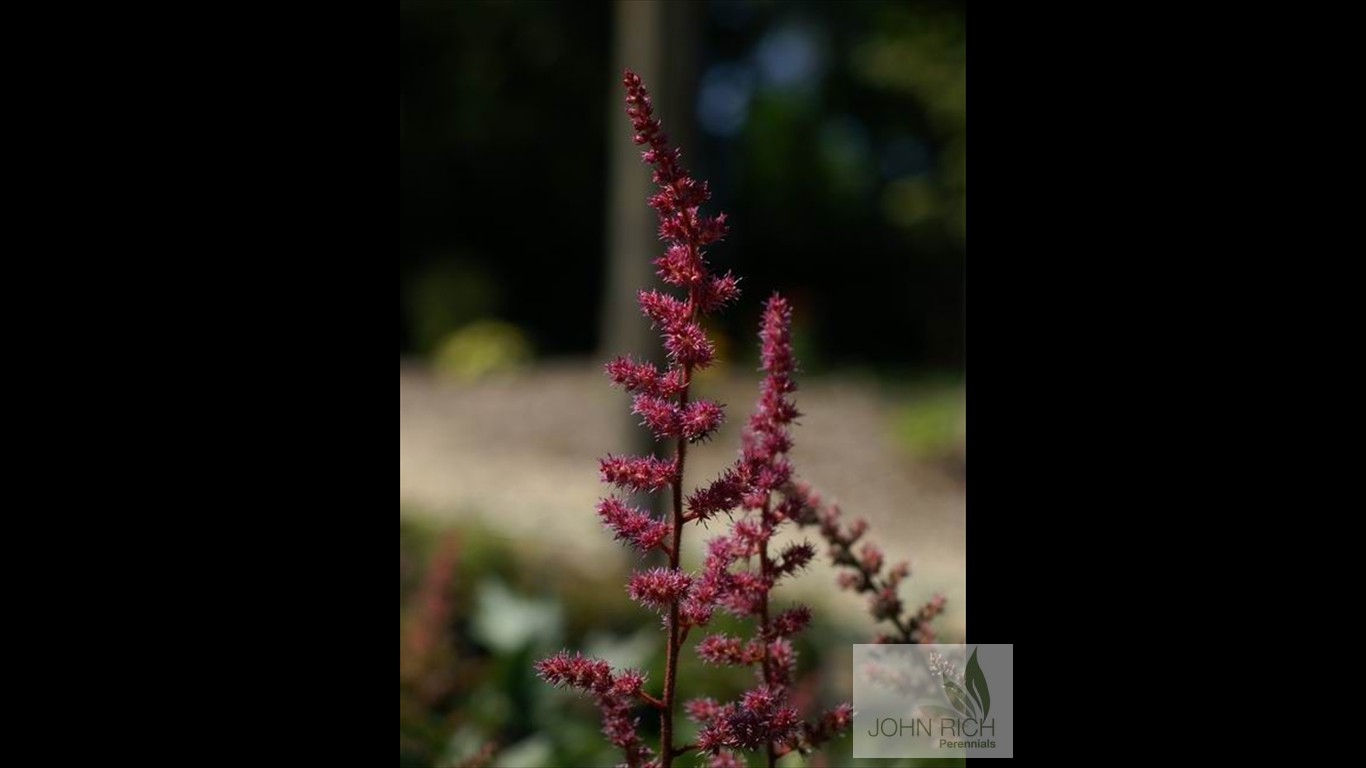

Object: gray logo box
[852,643,1013,758]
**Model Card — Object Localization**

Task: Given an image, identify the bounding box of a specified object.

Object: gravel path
[400,360,966,640]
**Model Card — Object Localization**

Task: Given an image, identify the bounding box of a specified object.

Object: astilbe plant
[784,482,947,643]
[536,70,938,768]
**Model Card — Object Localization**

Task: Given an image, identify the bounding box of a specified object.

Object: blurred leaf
[490,736,554,768]
[434,321,533,381]
[893,386,965,461]
[471,580,562,654]
[584,626,657,672]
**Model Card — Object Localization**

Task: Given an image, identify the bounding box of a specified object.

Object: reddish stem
[660,280,700,768]
[759,496,776,768]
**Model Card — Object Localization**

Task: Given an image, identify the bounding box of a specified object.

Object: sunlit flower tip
[686,697,722,724]
[679,597,715,628]
[664,322,715,368]
[647,189,677,214]
[889,561,911,582]
[653,243,705,287]
[535,651,614,694]
[599,454,678,493]
[721,571,768,615]
[759,294,795,372]
[696,721,732,754]
[858,542,884,573]
[776,400,802,424]
[917,593,947,622]
[698,212,729,245]
[697,634,745,665]
[638,289,689,330]
[721,688,800,748]
[611,670,646,697]
[732,519,764,546]
[755,461,792,492]
[596,497,669,552]
[697,272,741,314]
[767,637,796,674]
[768,707,800,740]
[847,517,869,540]
[627,567,693,608]
[741,488,770,511]
[605,356,661,394]
[870,586,903,621]
[772,496,802,523]
[823,703,854,731]
[622,71,662,143]
[741,686,775,712]
[656,368,687,399]
[771,606,812,638]
[705,534,741,562]
[678,177,712,208]
[790,480,818,506]
[676,400,723,443]
[836,572,863,591]
[658,216,690,243]
[632,394,682,439]
[761,370,798,398]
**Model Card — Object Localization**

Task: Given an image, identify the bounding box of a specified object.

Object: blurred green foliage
[433,321,533,381]
[408,261,502,354]
[400,515,960,767]
[892,381,965,464]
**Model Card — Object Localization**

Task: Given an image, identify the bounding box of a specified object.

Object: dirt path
[400,360,966,640]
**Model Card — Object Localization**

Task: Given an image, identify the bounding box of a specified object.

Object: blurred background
[400,1,964,765]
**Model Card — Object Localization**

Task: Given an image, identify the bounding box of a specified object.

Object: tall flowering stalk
[538,69,737,768]
[681,295,853,767]
[537,70,936,768]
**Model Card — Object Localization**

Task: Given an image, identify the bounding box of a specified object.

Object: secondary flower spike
[534,69,942,768]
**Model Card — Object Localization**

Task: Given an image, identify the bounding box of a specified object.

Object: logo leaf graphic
[964,648,990,720]
[942,678,978,720]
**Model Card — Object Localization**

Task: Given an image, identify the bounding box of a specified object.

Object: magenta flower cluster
[786,481,947,643]
[536,70,939,768]
[536,651,654,767]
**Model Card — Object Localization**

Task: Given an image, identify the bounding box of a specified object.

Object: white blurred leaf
[470,580,562,653]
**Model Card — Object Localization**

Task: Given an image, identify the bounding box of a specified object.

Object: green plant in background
[400,517,665,768]
[433,320,532,381]
[407,260,503,354]
[892,382,965,465]
[401,516,952,768]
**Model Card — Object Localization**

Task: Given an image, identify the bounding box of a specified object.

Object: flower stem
[661,283,701,768]
[759,496,776,768]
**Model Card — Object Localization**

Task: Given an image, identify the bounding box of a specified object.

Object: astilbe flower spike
[677,295,858,766]
[536,70,944,768]
[537,69,741,768]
